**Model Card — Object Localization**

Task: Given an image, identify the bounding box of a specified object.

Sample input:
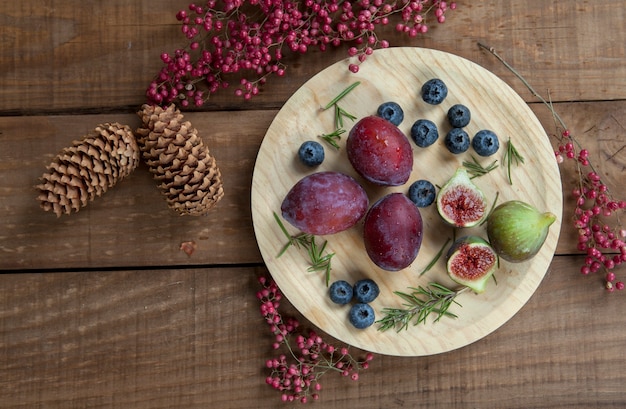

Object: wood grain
[1,0,625,407]
[2,101,625,270]
[251,47,563,356]
[1,259,625,408]
[0,111,271,269]
[1,1,625,113]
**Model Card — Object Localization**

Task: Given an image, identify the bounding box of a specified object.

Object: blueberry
[410,119,439,148]
[444,128,470,154]
[298,140,325,167]
[421,78,448,105]
[353,279,380,303]
[472,130,500,156]
[447,104,471,128]
[328,280,354,305]
[377,101,404,126]
[348,303,376,329]
[408,179,436,207]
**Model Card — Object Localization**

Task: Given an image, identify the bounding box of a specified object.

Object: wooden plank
[0,110,272,269]
[2,1,626,113]
[2,101,625,270]
[252,47,563,357]
[0,259,624,408]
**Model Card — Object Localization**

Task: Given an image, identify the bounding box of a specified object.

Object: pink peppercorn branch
[257,276,373,403]
[554,132,626,291]
[147,0,456,107]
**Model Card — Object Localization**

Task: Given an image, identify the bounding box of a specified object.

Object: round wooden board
[251,47,562,356]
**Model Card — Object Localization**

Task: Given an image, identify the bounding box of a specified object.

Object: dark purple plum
[347,116,413,186]
[363,193,423,271]
[281,171,369,235]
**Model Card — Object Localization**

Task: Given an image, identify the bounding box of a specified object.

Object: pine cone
[136,104,224,216]
[36,123,140,217]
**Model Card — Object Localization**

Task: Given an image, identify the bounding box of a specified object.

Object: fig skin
[486,200,557,262]
[436,167,487,227]
[281,171,369,235]
[446,236,498,293]
[363,193,423,271]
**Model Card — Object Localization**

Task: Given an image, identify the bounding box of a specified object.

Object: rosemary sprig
[319,128,346,150]
[377,283,466,332]
[273,212,335,286]
[323,81,360,129]
[323,81,361,110]
[503,138,525,185]
[334,105,357,128]
[463,155,499,178]
[419,238,451,276]
[480,191,500,226]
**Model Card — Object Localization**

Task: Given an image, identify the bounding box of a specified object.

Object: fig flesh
[436,167,487,227]
[487,200,557,262]
[281,171,369,235]
[446,236,498,293]
[363,193,423,271]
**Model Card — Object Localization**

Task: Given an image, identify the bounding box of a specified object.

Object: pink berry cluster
[147,0,456,107]
[256,276,374,403]
[554,130,626,291]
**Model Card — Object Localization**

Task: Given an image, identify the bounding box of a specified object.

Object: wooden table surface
[1,1,625,407]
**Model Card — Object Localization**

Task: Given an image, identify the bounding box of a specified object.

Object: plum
[347,115,413,186]
[363,193,423,271]
[280,171,369,235]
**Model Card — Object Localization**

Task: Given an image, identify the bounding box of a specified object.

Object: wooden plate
[251,47,562,356]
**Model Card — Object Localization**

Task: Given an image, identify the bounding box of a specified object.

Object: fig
[446,236,498,293]
[363,193,423,271]
[281,171,369,235]
[347,115,413,186]
[486,200,557,262]
[436,167,487,227]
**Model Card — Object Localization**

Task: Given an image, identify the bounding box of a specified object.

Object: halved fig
[436,167,487,227]
[446,236,498,293]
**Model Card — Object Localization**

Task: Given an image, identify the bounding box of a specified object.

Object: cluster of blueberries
[297,78,501,210]
[328,279,380,329]
[381,78,500,159]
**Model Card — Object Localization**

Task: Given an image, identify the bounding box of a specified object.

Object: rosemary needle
[419,238,451,276]
[503,138,525,185]
[463,155,498,179]
[319,128,346,150]
[273,212,334,286]
[323,81,361,110]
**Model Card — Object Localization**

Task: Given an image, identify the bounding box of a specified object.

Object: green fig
[486,200,557,262]
[446,236,498,293]
[436,167,488,228]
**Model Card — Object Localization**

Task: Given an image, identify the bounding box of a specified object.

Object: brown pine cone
[36,122,140,217]
[136,104,224,216]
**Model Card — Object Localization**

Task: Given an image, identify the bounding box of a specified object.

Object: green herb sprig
[503,138,525,184]
[377,283,466,332]
[419,238,451,276]
[319,128,346,150]
[320,82,360,147]
[463,155,499,179]
[274,212,334,286]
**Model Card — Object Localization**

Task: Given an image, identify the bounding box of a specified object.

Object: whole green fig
[486,200,556,262]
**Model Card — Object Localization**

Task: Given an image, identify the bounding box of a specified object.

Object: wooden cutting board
[251,47,562,356]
